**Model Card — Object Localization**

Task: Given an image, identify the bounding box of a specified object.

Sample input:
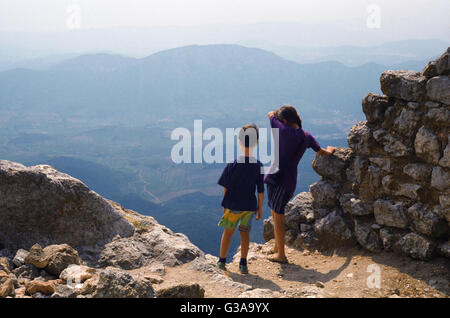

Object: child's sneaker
[217,261,226,270]
[239,264,248,274]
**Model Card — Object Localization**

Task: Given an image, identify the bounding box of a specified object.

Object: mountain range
[0,43,439,255]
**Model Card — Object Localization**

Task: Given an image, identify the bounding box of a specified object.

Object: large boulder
[25,280,56,296]
[312,147,352,182]
[372,129,411,157]
[373,199,409,229]
[156,283,205,298]
[406,203,449,238]
[362,93,390,124]
[426,76,450,105]
[91,266,154,298]
[25,244,48,269]
[60,265,96,287]
[402,163,432,181]
[431,166,450,191]
[43,244,82,276]
[12,249,29,268]
[380,70,427,101]
[283,192,315,231]
[12,264,40,280]
[353,219,382,252]
[394,233,435,260]
[309,180,338,208]
[391,108,422,139]
[422,48,449,77]
[98,226,203,270]
[414,126,441,165]
[0,161,135,257]
[341,197,373,216]
[347,122,373,155]
[425,107,450,126]
[313,211,355,248]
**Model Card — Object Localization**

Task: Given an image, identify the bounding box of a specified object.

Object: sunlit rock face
[263,48,450,260]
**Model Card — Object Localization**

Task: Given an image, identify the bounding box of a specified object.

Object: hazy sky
[1,0,449,33]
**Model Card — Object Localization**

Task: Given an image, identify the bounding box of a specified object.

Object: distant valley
[0,43,435,254]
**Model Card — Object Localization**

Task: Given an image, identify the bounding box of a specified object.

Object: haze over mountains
[0,43,386,126]
[0,41,446,255]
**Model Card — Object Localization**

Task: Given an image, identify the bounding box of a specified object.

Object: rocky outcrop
[263,48,450,261]
[0,161,134,258]
[0,160,206,298]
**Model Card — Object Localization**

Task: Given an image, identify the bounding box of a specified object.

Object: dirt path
[137,169,162,204]
[149,242,449,298]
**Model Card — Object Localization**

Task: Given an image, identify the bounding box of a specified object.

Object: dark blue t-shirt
[218,156,265,211]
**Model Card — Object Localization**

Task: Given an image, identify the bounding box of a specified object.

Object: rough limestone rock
[414,126,441,164]
[51,284,79,298]
[313,211,355,248]
[60,265,96,284]
[12,249,29,268]
[263,48,450,260]
[347,122,373,155]
[12,264,40,280]
[0,160,135,258]
[426,76,450,105]
[392,108,422,139]
[362,93,390,124]
[406,203,449,238]
[402,163,432,181]
[0,270,15,298]
[374,200,409,229]
[422,48,449,77]
[395,233,435,260]
[312,147,353,182]
[439,137,450,168]
[426,107,450,126]
[0,258,11,274]
[430,166,450,191]
[284,192,315,230]
[25,280,56,296]
[309,180,338,208]
[353,219,382,253]
[98,226,203,270]
[43,244,82,276]
[156,283,205,298]
[25,244,48,269]
[380,70,427,101]
[92,266,154,298]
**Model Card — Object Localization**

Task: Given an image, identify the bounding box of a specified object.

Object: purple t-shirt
[264,116,321,194]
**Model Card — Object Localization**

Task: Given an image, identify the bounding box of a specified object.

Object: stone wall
[264,48,450,260]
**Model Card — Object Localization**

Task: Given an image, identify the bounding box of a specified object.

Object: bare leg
[239,231,250,259]
[269,210,287,262]
[270,210,278,254]
[220,227,235,259]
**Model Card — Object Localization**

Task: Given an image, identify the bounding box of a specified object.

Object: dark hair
[275,105,302,129]
[238,124,259,148]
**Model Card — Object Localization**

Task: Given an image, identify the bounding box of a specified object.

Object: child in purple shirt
[265,105,336,263]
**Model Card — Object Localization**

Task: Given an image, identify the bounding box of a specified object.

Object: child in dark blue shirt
[217,124,264,274]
